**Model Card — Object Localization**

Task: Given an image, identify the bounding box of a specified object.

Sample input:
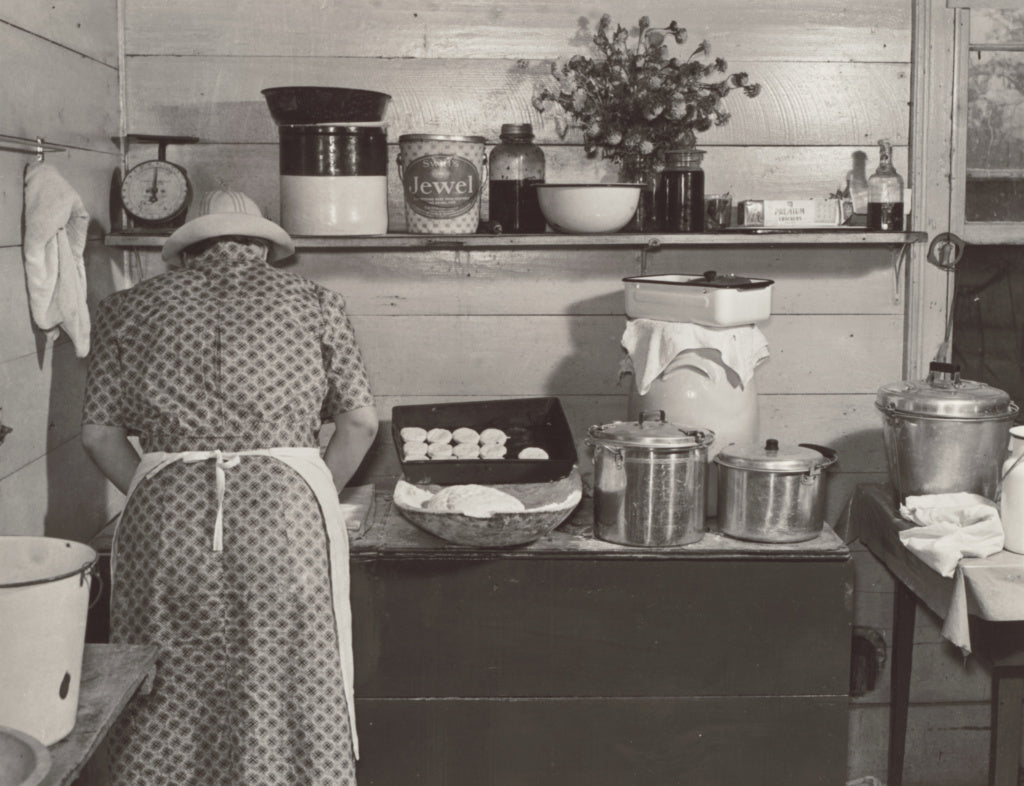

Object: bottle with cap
[867,139,905,231]
[488,123,546,233]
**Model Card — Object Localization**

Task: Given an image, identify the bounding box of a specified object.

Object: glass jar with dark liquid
[867,138,905,231]
[656,149,705,232]
[488,123,546,233]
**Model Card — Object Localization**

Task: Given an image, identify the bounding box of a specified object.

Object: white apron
[111,447,358,757]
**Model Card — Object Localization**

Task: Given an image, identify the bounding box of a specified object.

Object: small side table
[41,643,158,786]
[847,483,1024,786]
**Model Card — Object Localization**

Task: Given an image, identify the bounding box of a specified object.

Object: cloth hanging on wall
[22,161,91,357]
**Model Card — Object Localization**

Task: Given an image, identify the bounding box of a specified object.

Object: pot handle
[638,409,666,425]
[798,443,839,472]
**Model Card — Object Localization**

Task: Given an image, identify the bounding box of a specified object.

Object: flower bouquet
[533,14,762,176]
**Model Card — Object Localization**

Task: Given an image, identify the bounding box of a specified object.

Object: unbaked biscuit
[479,443,507,460]
[427,428,453,444]
[479,428,508,445]
[426,441,454,459]
[403,441,429,459]
[517,447,549,459]
[453,442,480,459]
[400,426,428,443]
[452,427,480,444]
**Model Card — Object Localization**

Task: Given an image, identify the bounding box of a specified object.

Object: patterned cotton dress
[82,241,373,786]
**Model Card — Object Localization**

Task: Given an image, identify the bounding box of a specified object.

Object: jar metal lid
[500,123,533,137]
[714,438,837,473]
[588,410,714,449]
[875,362,1017,419]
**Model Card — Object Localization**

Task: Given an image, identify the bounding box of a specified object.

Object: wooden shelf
[106,230,927,251]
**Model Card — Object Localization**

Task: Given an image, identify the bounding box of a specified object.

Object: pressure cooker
[875,361,1019,504]
[714,439,838,543]
[587,411,714,547]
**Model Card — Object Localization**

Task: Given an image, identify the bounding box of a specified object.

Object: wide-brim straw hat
[162,190,295,264]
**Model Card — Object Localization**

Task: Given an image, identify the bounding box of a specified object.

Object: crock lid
[714,438,837,472]
[398,133,486,144]
[622,271,773,291]
[875,362,1017,419]
[588,410,714,449]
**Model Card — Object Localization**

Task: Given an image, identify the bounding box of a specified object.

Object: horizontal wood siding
[124,0,910,62]
[0,9,121,539]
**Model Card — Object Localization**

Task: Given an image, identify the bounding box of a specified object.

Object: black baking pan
[391,397,577,485]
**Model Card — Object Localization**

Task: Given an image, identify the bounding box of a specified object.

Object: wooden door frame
[904,0,962,379]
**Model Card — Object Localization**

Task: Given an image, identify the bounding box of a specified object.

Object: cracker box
[738,198,842,228]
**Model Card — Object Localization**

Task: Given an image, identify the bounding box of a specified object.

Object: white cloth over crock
[22,161,91,357]
[621,318,770,395]
[110,446,359,757]
[898,492,1006,579]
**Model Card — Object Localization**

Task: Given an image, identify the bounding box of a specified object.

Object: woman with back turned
[82,190,378,785]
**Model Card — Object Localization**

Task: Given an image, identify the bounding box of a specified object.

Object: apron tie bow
[183,450,242,551]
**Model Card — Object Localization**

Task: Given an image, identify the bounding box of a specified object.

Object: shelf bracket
[891,243,911,305]
[640,237,662,274]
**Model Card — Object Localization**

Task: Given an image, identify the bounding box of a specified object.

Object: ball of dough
[424,484,526,516]
[452,427,480,444]
[427,428,453,444]
[427,442,454,459]
[517,447,549,460]
[479,428,508,446]
[453,442,480,459]
[479,443,507,460]
[403,441,429,459]
[400,426,427,443]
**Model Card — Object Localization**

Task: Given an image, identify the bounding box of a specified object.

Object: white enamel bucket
[0,536,97,745]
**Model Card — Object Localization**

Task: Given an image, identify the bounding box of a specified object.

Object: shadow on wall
[43,233,125,541]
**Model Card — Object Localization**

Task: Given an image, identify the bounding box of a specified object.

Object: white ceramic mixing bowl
[535,184,642,233]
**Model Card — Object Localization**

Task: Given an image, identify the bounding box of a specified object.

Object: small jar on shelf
[488,123,546,233]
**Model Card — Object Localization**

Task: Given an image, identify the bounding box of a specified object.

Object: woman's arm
[323,405,379,491]
[81,423,141,494]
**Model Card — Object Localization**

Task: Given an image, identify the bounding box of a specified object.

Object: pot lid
[714,438,838,472]
[588,410,714,449]
[875,362,1017,419]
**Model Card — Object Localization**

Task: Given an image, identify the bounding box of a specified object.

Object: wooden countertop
[41,644,158,786]
[352,489,850,561]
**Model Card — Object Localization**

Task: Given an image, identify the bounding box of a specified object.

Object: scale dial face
[120,159,191,224]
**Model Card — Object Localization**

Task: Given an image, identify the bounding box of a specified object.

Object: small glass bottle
[656,149,705,232]
[488,123,546,233]
[844,150,869,225]
[867,139,905,231]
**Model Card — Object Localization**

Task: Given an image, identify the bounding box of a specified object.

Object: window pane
[966,10,1024,222]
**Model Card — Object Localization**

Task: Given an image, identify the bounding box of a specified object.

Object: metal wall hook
[927,232,966,271]
[0,134,66,161]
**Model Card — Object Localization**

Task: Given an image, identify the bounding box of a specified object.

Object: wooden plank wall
[0,3,124,541]
[113,1,998,783]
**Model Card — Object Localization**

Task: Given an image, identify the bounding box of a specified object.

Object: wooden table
[41,643,158,786]
[847,483,1024,786]
[350,492,853,786]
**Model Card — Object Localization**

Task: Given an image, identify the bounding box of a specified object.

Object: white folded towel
[898,492,1005,577]
[22,161,91,357]
[621,318,769,395]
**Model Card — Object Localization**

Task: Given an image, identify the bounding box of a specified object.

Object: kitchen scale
[116,134,198,232]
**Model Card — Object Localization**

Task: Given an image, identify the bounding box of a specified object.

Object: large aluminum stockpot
[715,439,838,543]
[587,411,714,547]
[876,362,1018,504]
